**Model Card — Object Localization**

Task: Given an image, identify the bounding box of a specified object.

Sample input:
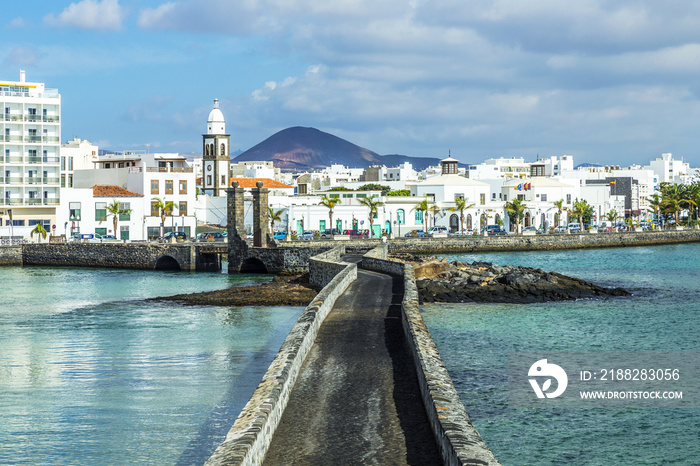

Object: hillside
[232,126,441,171]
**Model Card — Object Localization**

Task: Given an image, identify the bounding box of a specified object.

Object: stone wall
[308,245,348,287]
[19,243,198,271]
[206,253,357,466]
[275,229,700,255]
[361,246,500,465]
[0,245,22,266]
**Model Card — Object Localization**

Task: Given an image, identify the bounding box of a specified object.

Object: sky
[3,0,700,168]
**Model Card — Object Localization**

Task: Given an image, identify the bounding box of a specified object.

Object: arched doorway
[466,214,472,230]
[449,214,459,233]
[240,258,268,274]
[385,220,391,235]
[155,255,180,270]
[524,212,531,227]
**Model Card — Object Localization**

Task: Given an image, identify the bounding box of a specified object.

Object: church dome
[206,99,226,134]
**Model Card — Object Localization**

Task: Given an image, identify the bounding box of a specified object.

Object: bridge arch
[240,257,268,274]
[155,255,181,270]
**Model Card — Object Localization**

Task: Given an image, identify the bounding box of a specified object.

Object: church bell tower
[202,99,230,196]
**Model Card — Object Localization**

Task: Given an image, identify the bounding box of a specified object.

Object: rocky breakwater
[392,255,630,304]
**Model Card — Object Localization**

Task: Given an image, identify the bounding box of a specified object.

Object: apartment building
[0,70,60,238]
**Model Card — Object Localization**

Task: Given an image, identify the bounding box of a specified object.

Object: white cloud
[8,17,25,28]
[44,0,126,32]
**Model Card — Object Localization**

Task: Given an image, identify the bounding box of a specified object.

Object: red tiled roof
[230,178,293,189]
[92,185,143,197]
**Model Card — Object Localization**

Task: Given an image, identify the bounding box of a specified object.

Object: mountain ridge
[232,126,441,171]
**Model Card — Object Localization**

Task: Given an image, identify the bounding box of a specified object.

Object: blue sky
[3,0,700,167]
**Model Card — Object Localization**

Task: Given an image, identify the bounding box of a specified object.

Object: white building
[60,137,99,189]
[646,153,691,185]
[466,157,531,180]
[71,151,196,240]
[202,99,231,197]
[0,70,61,239]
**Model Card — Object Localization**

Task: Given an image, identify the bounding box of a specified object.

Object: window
[68,157,73,171]
[179,180,187,194]
[95,227,107,236]
[455,193,464,200]
[151,180,159,194]
[61,157,65,170]
[492,193,496,199]
[95,202,106,221]
[517,194,525,200]
[329,194,340,198]
[120,226,129,240]
[397,209,405,224]
[61,174,65,187]
[221,175,225,186]
[151,201,160,217]
[297,184,307,195]
[206,175,212,186]
[178,202,187,216]
[566,194,572,204]
[147,227,160,240]
[319,220,326,230]
[119,202,130,221]
[415,210,423,223]
[503,194,507,202]
[69,202,81,221]
[480,193,486,205]
[165,180,173,195]
[540,194,547,202]
[342,193,353,198]
[221,143,225,155]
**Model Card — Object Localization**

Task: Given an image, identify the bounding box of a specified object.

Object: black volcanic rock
[233,126,442,171]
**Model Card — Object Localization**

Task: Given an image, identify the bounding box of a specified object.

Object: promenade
[263,267,442,465]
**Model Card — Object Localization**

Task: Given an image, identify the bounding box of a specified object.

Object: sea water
[422,243,700,465]
[0,266,303,465]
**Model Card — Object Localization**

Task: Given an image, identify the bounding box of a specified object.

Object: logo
[528,359,568,399]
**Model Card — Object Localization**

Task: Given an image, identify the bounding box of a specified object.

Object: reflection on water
[0,266,302,465]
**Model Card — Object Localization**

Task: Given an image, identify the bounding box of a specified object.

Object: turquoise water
[422,244,700,465]
[0,266,303,465]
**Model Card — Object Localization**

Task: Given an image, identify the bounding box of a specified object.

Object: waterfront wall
[283,229,700,255]
[19,243,199,271]
[0,245,22,266]
[361,247,501,465]
[206,253,358,466]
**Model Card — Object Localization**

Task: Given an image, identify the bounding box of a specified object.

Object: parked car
[553,225,567,233]
[100,235,117,241]
[484,225,507,236]
[320,228,341,238]
[522,226,538,234]
[568,222,582,232]
[342,229,369,239]
[300,230,315,240]
[162,231,188,242]
[404,229,426,237]
[428,226,448,236]
[273,231,287,240]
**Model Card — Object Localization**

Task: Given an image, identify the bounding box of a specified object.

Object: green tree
[358,184,391,196]
[318,195,341,236]
[552,199,566,229]
[448,197,474,234]
[569,199,593,228]
[268,206,285,234]
[660,183,685,226]
[358,196,385,237]
[30,223,48,243]
[647,193,662,226]
[605,209,619,231]
[153,197,175,239]
[386,189,411,196]
[504,198,527,234]
[100,200,132,239]
[428,204,443,228]
[411,198,430,233]
[327,186,353,191]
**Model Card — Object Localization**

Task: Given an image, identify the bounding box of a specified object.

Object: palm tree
[448,197,475,234]
[100,200,132,239]
[605,209,618,231]
[504,198,527,234]
[318,195,341,236]
[428,204,443,229]
[153,197,175,238]
[569,199,593,228]
[268,206,285,234]
[411,198,430,233]
[357,196,384,237]
[552,199,566,230]
[647,193,662,227]
[30,223,48,243]
[686,184,700,228]
[660,183,684,227]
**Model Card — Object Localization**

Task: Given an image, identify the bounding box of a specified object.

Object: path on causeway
[263,268,442,465]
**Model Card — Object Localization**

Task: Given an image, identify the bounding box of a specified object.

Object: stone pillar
[252,181,270,247]
[227,182,248,273]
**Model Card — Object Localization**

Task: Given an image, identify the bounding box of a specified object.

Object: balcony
[5,156,24,163]
[5,136,23,143]
[43,116,60,123]
[26,177,41,185]
[5,199,23,205]
[43,177,60,185]
[146,166,194,173]
[6,177,23,184]
[24,198,42,205]
[26,156,42,163]
[25,136,42,143]
[43,198,60,205]
[43,157,60,164]
[43,136,60,143]
[4,115,22,122]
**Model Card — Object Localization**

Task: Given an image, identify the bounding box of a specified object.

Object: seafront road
[263,265,441,464]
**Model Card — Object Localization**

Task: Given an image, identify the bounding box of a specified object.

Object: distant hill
[232,126,441,171]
